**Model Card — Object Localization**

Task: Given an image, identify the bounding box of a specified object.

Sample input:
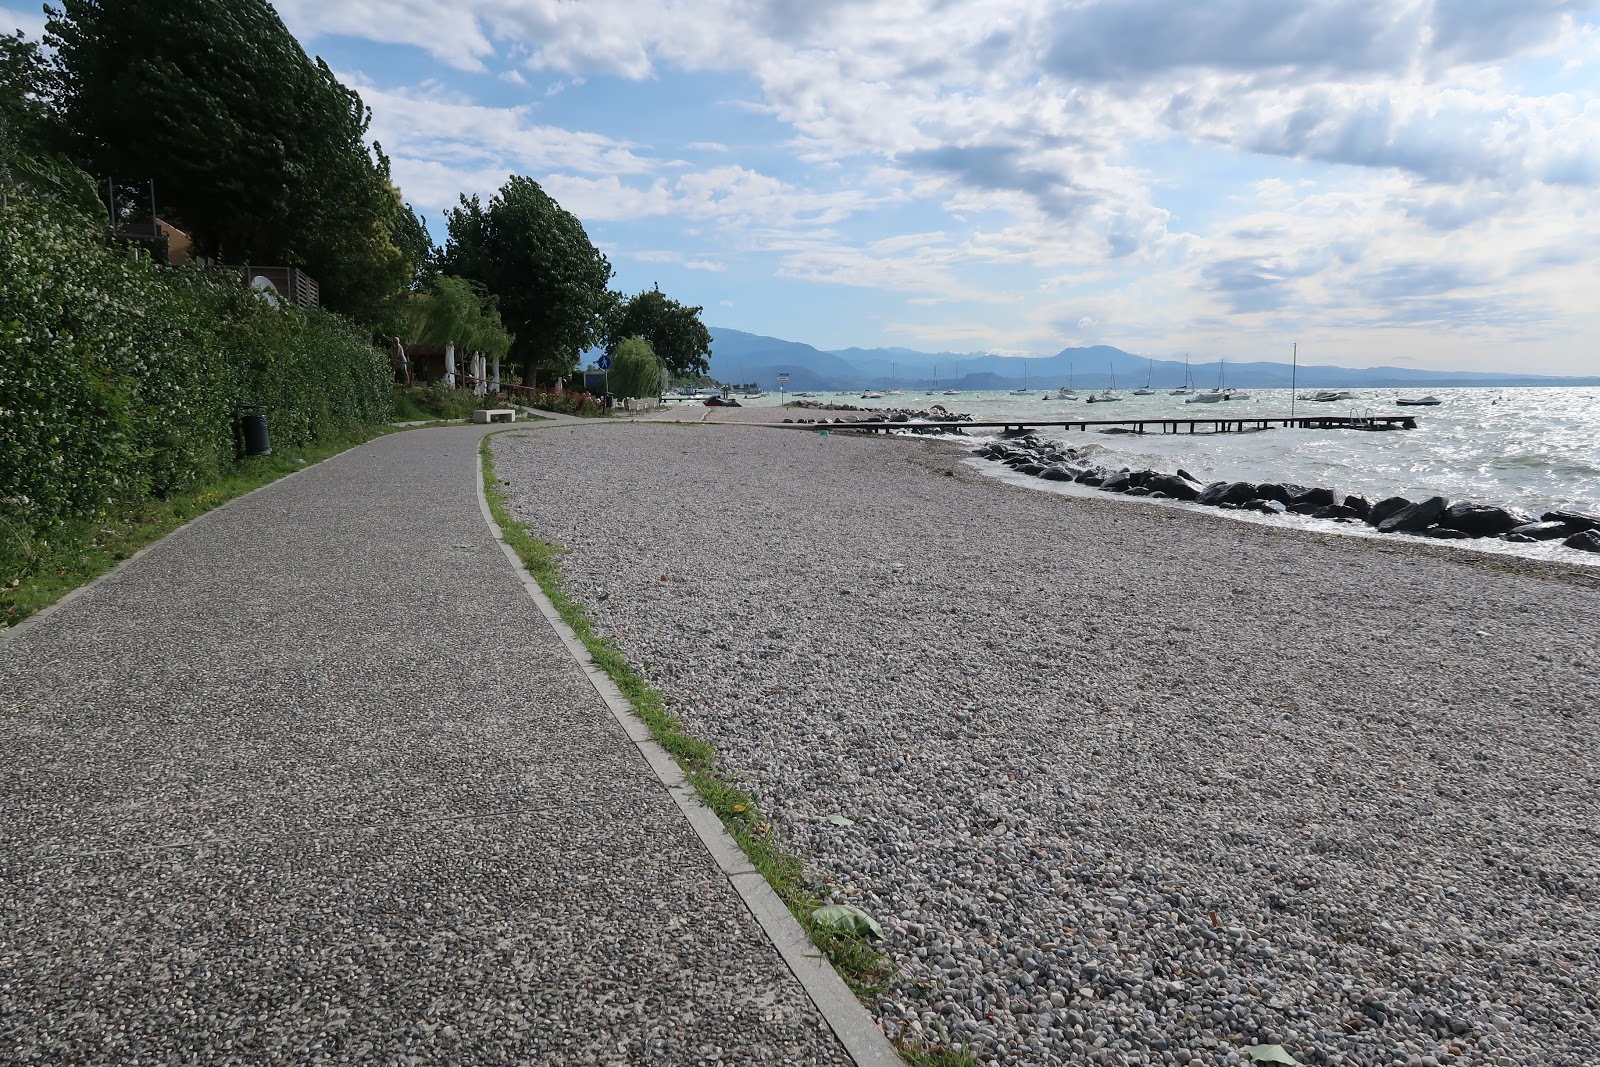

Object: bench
[472,408,515,424]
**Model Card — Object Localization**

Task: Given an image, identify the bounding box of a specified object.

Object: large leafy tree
[405,275,512,358]
[0,30,98,214]
[43,0,424,323]
[438,176,613,381]
[605,284,712,377]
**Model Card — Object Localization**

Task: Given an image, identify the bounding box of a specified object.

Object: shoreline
[494,423,1599,1066]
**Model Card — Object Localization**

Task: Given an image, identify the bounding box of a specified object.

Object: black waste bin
[237,405,272,457]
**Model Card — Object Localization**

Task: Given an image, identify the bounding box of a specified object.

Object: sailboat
[1131,358,1157,395]
[885,361,903,395]
[1086,363,1123,403]
[1186,357,1231,403]
[1056,363,1078,399]
[1010,362,1032,395]
[927,364,938,395]
[1169,354,1194,395]
[943,361,960,394]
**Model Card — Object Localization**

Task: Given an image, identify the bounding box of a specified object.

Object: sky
[7,1,1600,374]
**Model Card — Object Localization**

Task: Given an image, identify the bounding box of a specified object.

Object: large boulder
[1018,463,1047,476]
[1288,486,1337,510]
[1508,521,1575,541]
[1544,510,1600,533]
[1196,481,1258,507]
[1241,498,1287,514]
[1439,501,1533,537]
[1367,496,1413,527]
[1311,504,1362,521]
[1145,473,1204,500]
[1100,472,1134,492]
[1076,469,1105,486]
[1253,483,1293,505]
[1563,530,1600,553]
[1418,527,1474,539]
[1377,496,1449,534]
[1342,495,1372,520]
[1039,465,1076,482]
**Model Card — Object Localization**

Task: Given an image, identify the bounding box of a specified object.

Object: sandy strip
[494,422,1599,1067]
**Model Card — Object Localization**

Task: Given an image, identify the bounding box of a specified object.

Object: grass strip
[2,425,389,630]
[479,433,978,1066]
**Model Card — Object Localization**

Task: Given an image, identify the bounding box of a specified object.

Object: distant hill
[706,327,1600,391]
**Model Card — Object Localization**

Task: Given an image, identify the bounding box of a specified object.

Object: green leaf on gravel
[1243,1045,1298,1065]
[825,814,856,827]
[812,904,883,939]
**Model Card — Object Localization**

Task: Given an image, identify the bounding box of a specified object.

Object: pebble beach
[493,418,1600,1067]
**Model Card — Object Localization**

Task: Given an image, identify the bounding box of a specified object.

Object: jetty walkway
[0,424,888,1065]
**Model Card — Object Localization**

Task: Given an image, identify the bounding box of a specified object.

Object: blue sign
[596,354,612,370]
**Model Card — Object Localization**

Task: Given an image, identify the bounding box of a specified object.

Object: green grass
[896,1041,981,1067]
[1,426,383,630]
[478,432,898,1000]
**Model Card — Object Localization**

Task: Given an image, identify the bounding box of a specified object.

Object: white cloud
[283,0,1600,368]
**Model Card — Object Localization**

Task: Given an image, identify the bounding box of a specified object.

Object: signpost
[777,371,789,394]
[596,353,611,398]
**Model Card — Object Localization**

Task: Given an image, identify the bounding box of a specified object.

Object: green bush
[0,197,390,567]
[391,383,485,422]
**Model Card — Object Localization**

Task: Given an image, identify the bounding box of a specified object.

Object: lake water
[735,386,1600,564]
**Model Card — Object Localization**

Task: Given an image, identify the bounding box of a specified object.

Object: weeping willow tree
[404,275,513,358]
[609,337,666,399]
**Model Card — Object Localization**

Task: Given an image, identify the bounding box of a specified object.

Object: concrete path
[0,425,858,1065]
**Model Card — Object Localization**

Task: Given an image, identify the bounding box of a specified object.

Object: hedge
[0,197,391,565]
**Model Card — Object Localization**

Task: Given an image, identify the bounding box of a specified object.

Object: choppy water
[749,386,1600,514]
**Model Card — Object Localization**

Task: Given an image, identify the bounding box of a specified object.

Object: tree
[43,0,425,322]
[0,30,98,215]
[438,176,613,381]
[605,284,712,377]
[405,276,512,358]
[608,337,665,399]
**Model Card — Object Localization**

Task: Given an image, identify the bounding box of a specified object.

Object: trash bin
[237,405,272,457]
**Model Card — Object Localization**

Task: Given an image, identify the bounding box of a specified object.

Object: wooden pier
[790,414,1419,435]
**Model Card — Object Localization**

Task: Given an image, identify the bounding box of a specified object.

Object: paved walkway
[0,426,858,1065]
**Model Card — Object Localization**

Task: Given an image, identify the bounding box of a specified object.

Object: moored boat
[1396,395,1441,406]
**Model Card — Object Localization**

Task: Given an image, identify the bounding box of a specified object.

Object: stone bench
[472,408,515,424]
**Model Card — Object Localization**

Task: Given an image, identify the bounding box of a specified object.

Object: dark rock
[1145,473,1203,501]
[1288,501,1322,515]
[1039,466,1076,482]
[1417,528,1474,539]
[1100,473,1133,492]
[1342,495,1372,519]
[1377,496,1449,534]
[1253,483,1293,505]
[1076,470,1105,486]
[1499,533,1536,544]
[1544,510,1600,532]
[1439,501,1532,537]
[1124,486,1153,496]
[1563,529,1600,553]
[1196,481,1258,507]
[1509,521,1575,541]
[1019,463,1047,476]
[1367,496,1413,527]
[1148,491,1169,499]
[1241,499,1288,514]
[1288,486,1337,509]
[1176,469,1201,484]
[1311,505,1361,520]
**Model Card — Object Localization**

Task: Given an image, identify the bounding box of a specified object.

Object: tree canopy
[438,176,613,381]
[43,0,426,324]
[608,337,665,399]
[605,284,713,377]
[405,276,513,358]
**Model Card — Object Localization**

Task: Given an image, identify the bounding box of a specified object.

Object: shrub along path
[0,425,857,1065]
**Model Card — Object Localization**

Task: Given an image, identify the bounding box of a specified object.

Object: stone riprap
[0,425,854,1066]
[494,422,1600,1067]
[976,437,1600,555]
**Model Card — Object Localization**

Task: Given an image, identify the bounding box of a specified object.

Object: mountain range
[704,328,1600,391]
